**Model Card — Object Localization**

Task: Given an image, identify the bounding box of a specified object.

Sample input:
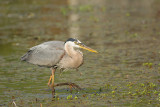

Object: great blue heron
[21,38,97,97]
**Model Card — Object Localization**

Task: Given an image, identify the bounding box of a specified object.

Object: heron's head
[65,38,98,53]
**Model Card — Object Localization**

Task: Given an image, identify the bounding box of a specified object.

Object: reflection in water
[68,0,80,39]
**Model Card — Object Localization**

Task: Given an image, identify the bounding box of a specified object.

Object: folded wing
[21,41,65,67]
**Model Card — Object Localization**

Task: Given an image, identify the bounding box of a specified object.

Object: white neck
[64,42,77,57]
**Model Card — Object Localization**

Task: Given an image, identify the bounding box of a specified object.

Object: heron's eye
[74,41,78,45]
[75,42,83,47]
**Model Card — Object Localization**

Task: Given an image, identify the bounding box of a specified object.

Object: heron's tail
[21,50,32,61]
[21,53,28,61]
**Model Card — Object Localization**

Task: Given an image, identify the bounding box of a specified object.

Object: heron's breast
[58,53,83,69]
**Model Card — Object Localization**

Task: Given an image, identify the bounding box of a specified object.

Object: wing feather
[21,41,65,67]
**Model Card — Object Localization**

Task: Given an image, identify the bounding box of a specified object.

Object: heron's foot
[54,82,82,92]
[49,83,81,98]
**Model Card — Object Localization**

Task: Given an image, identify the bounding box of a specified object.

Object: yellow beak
[79,45,98,53]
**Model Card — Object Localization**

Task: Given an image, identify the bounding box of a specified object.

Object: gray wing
[21,41,65,67]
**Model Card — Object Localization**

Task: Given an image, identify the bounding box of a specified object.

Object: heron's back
[21,41,65,67]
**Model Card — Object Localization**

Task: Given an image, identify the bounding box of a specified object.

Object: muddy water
[0,0,160,106]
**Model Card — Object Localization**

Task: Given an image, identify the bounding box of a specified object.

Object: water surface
[0,0,160,106]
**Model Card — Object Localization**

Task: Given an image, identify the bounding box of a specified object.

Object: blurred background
[0,0,160,106]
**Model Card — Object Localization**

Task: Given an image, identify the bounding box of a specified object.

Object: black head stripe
[65,38,77,44]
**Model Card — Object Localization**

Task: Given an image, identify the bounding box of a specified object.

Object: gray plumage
[21,38,97,97]
[21,39,84,69]
[21,38,97,70]
[21,41,65,67]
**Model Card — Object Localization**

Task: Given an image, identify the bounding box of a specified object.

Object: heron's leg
[48,75,52,86]
[51,68,55,87]
[50,68,56,98]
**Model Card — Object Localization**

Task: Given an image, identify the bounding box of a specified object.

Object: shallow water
[0,0,160,106]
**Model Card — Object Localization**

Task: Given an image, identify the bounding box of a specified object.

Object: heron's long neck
[64,44,77,57]
[63,43,83,68]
